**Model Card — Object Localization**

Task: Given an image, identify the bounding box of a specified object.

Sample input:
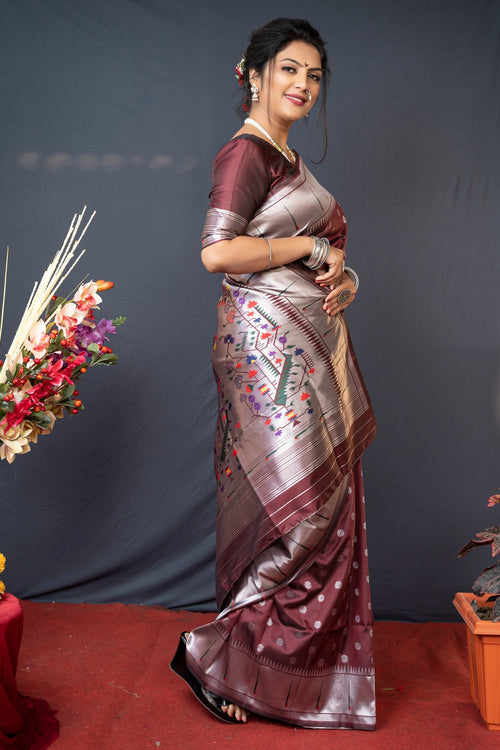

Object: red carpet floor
[14,601,499,750]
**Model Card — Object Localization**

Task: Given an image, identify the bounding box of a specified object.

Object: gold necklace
[244,118,295,164]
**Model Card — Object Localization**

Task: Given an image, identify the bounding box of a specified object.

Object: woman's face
[250,40,322,126]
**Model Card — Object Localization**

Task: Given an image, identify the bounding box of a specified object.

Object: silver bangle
[303,236,329,270]
[312,237,329,269]
[264,238,272,270]
[344,266,359,290]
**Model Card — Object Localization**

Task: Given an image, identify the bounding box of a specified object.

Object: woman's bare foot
[221,703,249,722]
[172,633,249,725]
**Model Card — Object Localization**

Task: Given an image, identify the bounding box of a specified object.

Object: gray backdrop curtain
[0,0,498,620]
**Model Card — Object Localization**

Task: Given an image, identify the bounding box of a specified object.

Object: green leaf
[473,564,500,597]
[59,384,75,400]
[29,411,54,428]
[46,295,66,316]
[87,343,100,354]
[93,353,118,366]
[112,316,127,327]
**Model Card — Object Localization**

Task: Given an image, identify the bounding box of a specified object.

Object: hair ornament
[235,55,246,87]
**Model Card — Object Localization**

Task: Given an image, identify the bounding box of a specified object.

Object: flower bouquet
[0,554,5,598]
[0,208,124,463]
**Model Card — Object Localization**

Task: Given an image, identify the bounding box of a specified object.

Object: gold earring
[250,82,259,101]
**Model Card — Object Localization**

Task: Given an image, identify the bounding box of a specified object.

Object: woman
[171,17,376,730]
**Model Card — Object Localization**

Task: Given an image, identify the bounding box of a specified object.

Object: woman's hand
[314,245,344,287]
[322,272,357,316]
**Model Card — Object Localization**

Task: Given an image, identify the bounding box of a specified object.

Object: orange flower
[95,280,114,291]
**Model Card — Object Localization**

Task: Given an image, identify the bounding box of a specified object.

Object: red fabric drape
[0,594,59,750]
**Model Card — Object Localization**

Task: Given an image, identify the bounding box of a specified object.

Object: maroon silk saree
[185,136,376,729]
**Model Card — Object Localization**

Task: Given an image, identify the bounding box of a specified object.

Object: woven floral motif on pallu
[212,262,376,604]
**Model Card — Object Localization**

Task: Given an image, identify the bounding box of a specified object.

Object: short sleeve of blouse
[201,137,272,249]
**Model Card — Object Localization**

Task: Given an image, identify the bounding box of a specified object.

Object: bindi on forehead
[280,56,322,72]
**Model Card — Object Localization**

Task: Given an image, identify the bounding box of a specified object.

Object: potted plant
[453,491,500,730]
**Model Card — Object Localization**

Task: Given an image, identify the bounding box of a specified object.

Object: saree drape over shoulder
[186,135,377,729]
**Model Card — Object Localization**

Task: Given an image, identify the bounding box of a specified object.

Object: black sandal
[170,632,241,724]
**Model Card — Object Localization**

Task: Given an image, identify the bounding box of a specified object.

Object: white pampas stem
[0,208,95,383]
[0,247,9,348]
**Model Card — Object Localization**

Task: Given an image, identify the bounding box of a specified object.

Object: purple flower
[254,403,261,410]
[248,395,255,402]
[74,318,116,353]
[278,336,287,344]
[275,429,282,436]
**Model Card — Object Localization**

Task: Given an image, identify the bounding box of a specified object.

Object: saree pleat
[186,461,375,729]
[183,135,376,729]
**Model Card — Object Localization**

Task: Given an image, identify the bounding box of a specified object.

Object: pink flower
[55,302,85,337]
[487,493,500,507]
[46,355,84,386]
[44,358,73,388]
[26,355,84,404]
[74,282,102,313]
[27,380,53,401]
[1,395,33,428]
[24,320,50,359]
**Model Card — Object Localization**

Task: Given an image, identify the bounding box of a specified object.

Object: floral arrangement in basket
[0,554,5,598]
[0,208,125,463]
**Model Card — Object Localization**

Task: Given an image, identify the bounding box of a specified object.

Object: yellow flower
[0,554,5,574]
[0,580,5,597]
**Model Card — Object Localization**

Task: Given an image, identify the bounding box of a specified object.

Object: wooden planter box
[453,592,500,730]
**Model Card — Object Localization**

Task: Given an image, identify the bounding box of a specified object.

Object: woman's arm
[201,139,345,280]
[203,234,353,318]
[201,236,344,277]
